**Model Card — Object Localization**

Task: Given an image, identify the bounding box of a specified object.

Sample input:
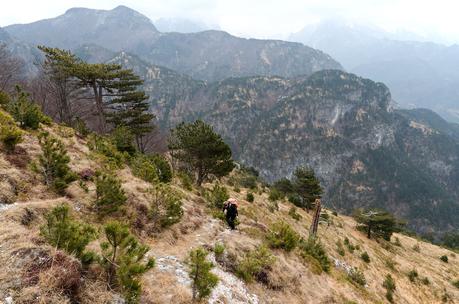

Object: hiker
[223,198,238,229]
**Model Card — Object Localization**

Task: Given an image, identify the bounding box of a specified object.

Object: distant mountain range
[154,17,219,33]
[2,6,341,81]
[289,19,459,123]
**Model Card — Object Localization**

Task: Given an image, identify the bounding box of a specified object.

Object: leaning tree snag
[309,199,322,237]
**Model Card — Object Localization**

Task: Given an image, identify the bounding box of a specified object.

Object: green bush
[288,206,302,221]
[393,237,402,247]
[214,243,225,257]
[287,193,301,206]
[130,154,159,184]
[246,192,255,202]
[88,134,126,168]
[336,240,345,256]
[266,221,300,252]
[440,255,448,263]
[94,171,127,215]
[239,176,257,189]
[347,267,366,286]
[40,204,97,261]
[412,243,420,252]
[344,237,356,253]
[300,237,330,273]
[100,221,155,304]
[268,201,279,213]
[7,87,50,129]
[422,277,430,285]
[149,184,183,229]
[236,245,275,283]
[188,247,219,300]
[361,251,370,263]
[0,111,23,153]
[408,269,418,282]
[110,126,136,155]
[38,132,77,194]
[268,188,282,201]
[383,274,396,303]
[452,279,459,289]
[73,117,90,137]
[177,171,193,190]
[0,91,11,106]
[150,154,172,183]
[206,183,229,209]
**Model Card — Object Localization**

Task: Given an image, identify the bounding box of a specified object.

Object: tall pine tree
[292,166,323,212]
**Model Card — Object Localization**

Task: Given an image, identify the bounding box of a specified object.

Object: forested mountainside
[289,20,459,123]
[0,117,457,304]
[108,52,459,236]
[2,6,341,82]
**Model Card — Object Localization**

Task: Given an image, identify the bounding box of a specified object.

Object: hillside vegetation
[0,111,458,304]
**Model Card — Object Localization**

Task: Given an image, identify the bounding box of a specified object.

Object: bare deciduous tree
[0,44,23,92]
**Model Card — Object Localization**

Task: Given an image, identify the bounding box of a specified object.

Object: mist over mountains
[290,19,459,123]
[1,5,459,236]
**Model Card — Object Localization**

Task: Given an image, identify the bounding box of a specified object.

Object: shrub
[408,269,418,282]
[149,184,183,229]
[412,243,420,252]
[188,247,219,300]
[361,251,370,263]
[73,117,90,137]
[88,134,126,168]
[299,237,330,273]
[336,240,345,256]
[177,171,193,190]
[38,132,76,194]
[383,274,396,303]
[206,183,229,209]
[239,175,257,189]
[150,154,172,183]
[422,277,430,285]
[344,237,356,253]
[130,154,158,184]
[440,255,449,263]
[246,192,254,202]
[7,87,50,129]
[0,111,23,153]
[94,171,127,215]
[110,126,136,155]
[453,279,459,289]
[266,221,300,252]
[0,90,11,106]
[287,193,301,206]
[268,188,282,201]
[332,211,338,216]
[347,267,366,286]
[394,237,402,247]
[236,245,275,283]
[214,243,225,258]
[233,186,240,193]
[268,201,279,212]
[40,204,97,261]
[288,206,302,221]
[384,258,397,271]
[100,221,155,304]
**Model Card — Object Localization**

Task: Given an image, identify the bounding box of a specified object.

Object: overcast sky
[1,0,459,43]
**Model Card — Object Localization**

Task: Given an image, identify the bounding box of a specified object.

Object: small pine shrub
[288,206,302,221]
[94,171,127,215]
[150,154,172,183]
[385,258,397,271]
[7,87,50,129]
[361,251,370,263]
[440,255,449,263]
[332,211,338,216]
[422,277,430,285]
[239,176,257,189]
[266,221,300,252]
[188,247,219,300]
[38,132,77,194]
[268,188,282,201]
[300,237,330,273]
[0,111,23,153]
[394,237,402,247]
[110,126,136,155]
[412,243,420,252]
[347,267,366,286]
[336,240,346,256]
[130,154,159,184]
[177,171,193,190]
[236,245,275,283]
[149,184,183,229]
[0,90,11,106]
[344,237,355,253]
[40,204,97,261]
[383,274,396,303]
[206,184,229,209]
[246,192,255,202]
[88,134,126,168]
[100,221,155,304]
[233,186,240,193]
[214,243,225,257]
[408,269,418,282]
[73,117,90,137]
[287,193,301,206]
[452,279,459,289]
[268,201,279,213]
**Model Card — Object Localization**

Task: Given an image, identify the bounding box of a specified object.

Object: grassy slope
[0,121,458,304]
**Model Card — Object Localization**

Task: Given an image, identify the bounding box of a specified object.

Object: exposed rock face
[111,55,458,235]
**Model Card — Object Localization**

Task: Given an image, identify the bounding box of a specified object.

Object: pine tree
[353,209,404,240]
[40,204,97,259]
[168,120,234,185]
[292,167,323,212]
[100,221,155,304]
[94,171,127,215]
[188,247,218,300]
[0,110,23,153]
[38,132,76,193]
